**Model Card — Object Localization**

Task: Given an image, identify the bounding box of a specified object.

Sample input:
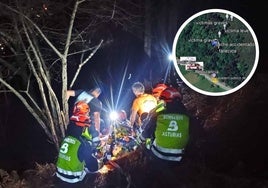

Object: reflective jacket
[151,113,189,161]
[141,100,190,162]
[56,135,98,183]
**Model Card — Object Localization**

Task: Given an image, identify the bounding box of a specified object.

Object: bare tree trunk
[0,0,142,150]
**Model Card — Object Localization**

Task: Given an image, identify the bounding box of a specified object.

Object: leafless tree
[0,0,144,149]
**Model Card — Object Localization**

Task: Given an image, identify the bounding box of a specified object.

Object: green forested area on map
[176,12,256,89]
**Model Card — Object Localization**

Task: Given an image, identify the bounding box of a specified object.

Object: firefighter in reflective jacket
[140,86,190,162]
[55,128,101,187]
[54,102,102,187]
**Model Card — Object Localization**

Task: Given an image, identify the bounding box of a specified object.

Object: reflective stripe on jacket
[56,167,86,183]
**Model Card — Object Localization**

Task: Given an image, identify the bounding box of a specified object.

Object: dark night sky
[0,0,267,172]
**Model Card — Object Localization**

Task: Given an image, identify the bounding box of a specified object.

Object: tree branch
[0,77,53,142]
[69,39,103,88]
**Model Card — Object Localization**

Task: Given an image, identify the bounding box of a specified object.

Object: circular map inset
[172,9,259,96]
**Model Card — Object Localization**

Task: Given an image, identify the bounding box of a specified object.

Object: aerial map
[173,9,259,96]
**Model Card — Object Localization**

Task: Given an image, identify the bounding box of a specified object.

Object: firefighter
[140,86,190,162]
[54,118,102,188]
[139,86,204,187]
